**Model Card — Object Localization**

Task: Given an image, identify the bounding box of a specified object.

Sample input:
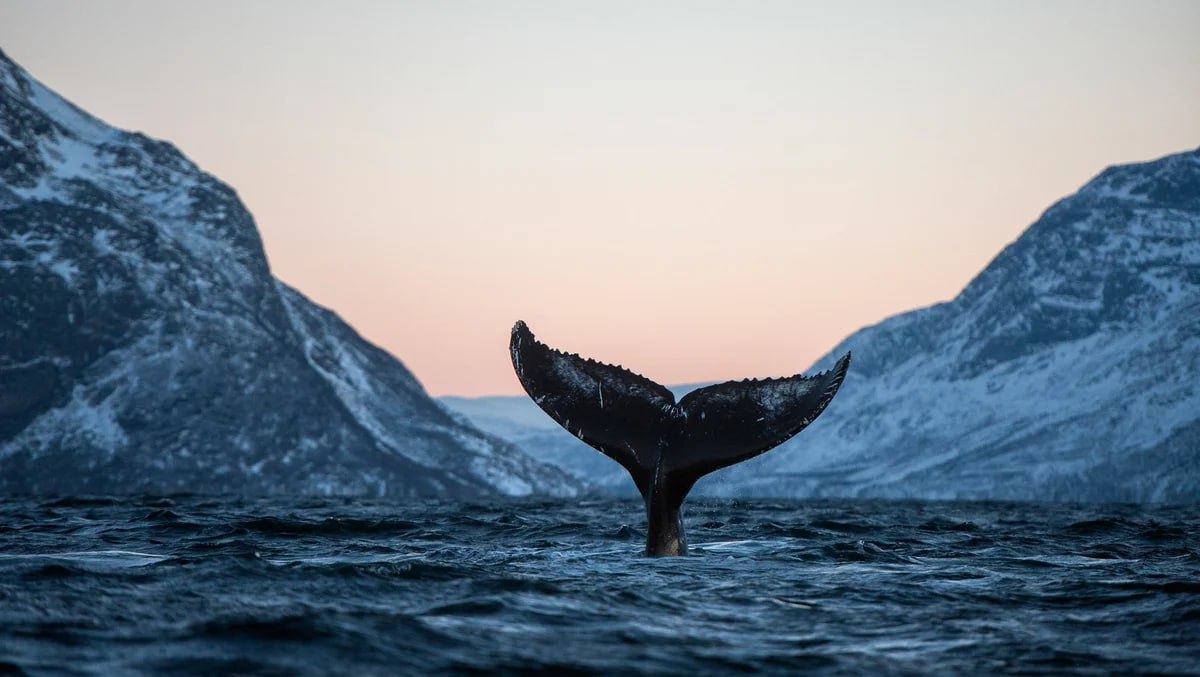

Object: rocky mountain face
[445,148,1200,503]
[0,49,578,497]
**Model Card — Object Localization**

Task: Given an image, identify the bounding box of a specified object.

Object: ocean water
[0,496,1196,675]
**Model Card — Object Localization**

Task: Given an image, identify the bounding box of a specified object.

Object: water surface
[1,497,1196,674]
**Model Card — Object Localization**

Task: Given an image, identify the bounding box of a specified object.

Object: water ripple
[0,497,1196,674]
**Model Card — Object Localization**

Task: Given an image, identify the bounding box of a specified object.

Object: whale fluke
[510,320,851,556]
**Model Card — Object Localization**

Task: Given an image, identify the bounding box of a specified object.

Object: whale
[509,321,851,556]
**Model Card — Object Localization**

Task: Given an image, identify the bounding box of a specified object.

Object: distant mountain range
[445,147,1200,502]
[3,46,1194,502]
[0,49,579,497]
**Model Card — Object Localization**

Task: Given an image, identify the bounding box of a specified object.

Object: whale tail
[509,321,851,549]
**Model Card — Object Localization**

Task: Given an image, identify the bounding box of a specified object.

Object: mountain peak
[1076,147,1200,210]
[748,147,1200,500]
[0,50,579,497]
[449,147,1200,503]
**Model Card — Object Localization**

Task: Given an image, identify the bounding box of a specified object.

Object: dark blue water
[1,497,1197,675]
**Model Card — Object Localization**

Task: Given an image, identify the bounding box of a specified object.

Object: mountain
[445,148,1200,503]
[0,49,579,497]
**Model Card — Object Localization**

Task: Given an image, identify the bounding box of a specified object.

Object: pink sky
[3,1,1198,395]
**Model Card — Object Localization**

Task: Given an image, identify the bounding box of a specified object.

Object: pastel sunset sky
[3,1,1198,395]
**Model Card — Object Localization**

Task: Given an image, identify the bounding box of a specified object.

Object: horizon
[2,1,1198,396]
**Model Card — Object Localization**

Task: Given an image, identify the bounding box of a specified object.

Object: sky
[2,1,1198,396]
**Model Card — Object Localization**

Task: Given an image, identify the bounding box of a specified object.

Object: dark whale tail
[509,321,851,556]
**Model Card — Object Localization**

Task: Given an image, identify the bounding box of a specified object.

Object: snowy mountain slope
[445,148,1200,502]
[0,48,579,497]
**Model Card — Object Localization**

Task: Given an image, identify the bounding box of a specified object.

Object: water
[1,496,1196,675]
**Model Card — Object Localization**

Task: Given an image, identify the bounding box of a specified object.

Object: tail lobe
[510,321,671,497]
[666,352,852,489]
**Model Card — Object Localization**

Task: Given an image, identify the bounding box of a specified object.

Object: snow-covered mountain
[445,148,1200,503]
[0,49,579,497]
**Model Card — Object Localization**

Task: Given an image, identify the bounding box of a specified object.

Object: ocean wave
[0,496,1195,674]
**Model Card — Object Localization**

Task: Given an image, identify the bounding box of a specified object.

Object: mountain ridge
[445,147,1200,502]
[0,49,579,497]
